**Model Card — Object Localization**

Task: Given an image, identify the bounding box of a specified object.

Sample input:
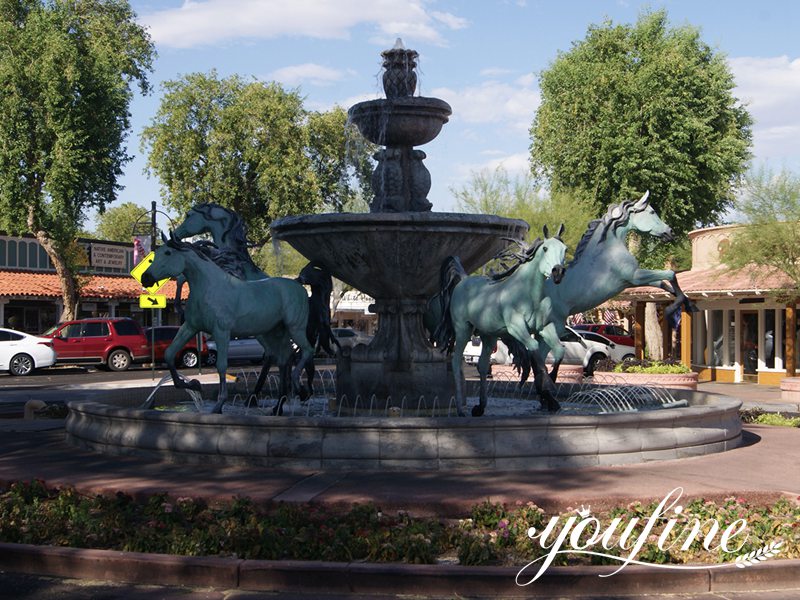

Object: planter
[591,371,698,390]
[780,377,800,403]
[493,363,584,384]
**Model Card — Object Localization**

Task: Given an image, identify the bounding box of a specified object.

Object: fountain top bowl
[348,96,452,147]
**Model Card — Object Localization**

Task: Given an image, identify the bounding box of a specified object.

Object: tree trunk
[644,302,663,360]
[27,208,80,322]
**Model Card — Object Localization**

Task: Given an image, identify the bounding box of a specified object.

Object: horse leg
[473,335,495,417]
[251,354,275,407]
[450,324,471,417]
[210,336,230,414]
[152,325,202,408]
[508,320,560,412]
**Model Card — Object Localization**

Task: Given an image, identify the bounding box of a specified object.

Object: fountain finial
[381,39,418,99]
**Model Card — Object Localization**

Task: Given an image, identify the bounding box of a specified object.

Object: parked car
[463,336,511,366]
[332,327,372,348]
[144,326,208,368]
[0,327,57,376]
[572,323,634,347]
[205,336,266,366]
[554,326,610,375]
[41,318,150,371]
[574,329,636,363]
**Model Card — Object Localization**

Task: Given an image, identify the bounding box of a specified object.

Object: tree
[141,72,373,242]
[307,107,375,212]
[722,167,800,297]
[452,166,599,261]
[94,202,150,242]
[530,10,752,246]
[0,0,154,320]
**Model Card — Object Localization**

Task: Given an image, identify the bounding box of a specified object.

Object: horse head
[141,231,187,287]
[540,225,567,284]
[626,191,674,242]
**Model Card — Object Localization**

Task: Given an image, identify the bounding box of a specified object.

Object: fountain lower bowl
[65,386,742,471]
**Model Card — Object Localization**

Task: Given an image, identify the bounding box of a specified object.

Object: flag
[603,309,615,324]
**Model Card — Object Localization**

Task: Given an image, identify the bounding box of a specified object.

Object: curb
[0,543,798,597]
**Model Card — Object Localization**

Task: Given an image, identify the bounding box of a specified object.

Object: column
[786,302,796,378]
[0,299,6,327]
[108,301,118,318]
[680,306,692,369]
[634,302,645,359]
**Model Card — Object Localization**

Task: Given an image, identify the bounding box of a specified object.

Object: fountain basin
[271,212,528,298]
[65,389,742,470]
[348,97,452,146]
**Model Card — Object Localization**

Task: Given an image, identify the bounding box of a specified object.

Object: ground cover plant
[740,408,800,428]
[1,481,798,567]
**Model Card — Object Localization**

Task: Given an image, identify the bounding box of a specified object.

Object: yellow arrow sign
[130,251,169,294]
[139,294,167,309]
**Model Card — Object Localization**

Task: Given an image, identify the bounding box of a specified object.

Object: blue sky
[113,0,800,230]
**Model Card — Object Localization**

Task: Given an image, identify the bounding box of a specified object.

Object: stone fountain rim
[347,96,452,118]
[271,211,529,234]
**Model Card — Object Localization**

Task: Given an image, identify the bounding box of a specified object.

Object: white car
[0,327,57,376]
[574,329,636,363]
[463,336,511,365]
[553,326,610,375]
[332,327,372,348]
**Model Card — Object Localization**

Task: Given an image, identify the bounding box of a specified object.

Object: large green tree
[94,201,149,242]
[452,166,599,261]
[530,10,752,246]
[722,167,800,297]
[141,72,373,242]
[0,0,154,320]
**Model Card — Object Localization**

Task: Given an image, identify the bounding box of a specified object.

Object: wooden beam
[634,302,645,359]
[681,307,693,369]
[786,301,797,378]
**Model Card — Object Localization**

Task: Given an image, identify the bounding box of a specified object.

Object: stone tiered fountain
[65,41,743,470]
[271,40,528,408]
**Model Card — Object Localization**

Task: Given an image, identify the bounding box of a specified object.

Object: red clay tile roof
[0,270,189,300]
[618,265,795,300]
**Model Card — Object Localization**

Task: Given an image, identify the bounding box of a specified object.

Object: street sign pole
[151,201,157,380]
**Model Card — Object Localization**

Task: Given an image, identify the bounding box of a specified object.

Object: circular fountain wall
[65,383,742,470]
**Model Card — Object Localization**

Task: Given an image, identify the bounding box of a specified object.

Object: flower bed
[591,370,698,390]
[1,480,797,567]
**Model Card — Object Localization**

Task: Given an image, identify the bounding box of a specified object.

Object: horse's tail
[501,335,532,385]
[297,261,339,356]
[433,256,467,351]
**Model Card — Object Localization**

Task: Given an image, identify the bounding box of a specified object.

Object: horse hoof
[471,405,485,417]
[187,379,202,393]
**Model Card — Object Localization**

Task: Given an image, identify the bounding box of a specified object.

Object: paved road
[1,573,799,600]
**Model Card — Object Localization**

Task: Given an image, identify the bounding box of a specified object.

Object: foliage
[612,358,691,374]
[0,0,155,319]
[744,412,800,428]
[721,168,800,298]
[530,10,752,243]
[93,202,150,242]
[452,166,599,259]
[253,240,309,278]
[2,481,798,567]
[141,72,373,242]
[306,107,375,212]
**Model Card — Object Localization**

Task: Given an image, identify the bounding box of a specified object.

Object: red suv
[42,318,150,371]
[572,323,634,347]
[145,326,208,368]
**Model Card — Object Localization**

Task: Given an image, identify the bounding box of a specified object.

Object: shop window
[765,310,776,369]
[8,240,16,267]
[28,243,38,269]
[727,311,736,367]
[710,310,724,366]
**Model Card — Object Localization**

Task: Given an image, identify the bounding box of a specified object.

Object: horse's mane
[189,203,250,249]
[167,237,247,279]
[569,197,647,267]
[488,237,544,281]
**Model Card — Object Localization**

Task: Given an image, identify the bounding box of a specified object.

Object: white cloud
[140,0,466,48]
[730,55,800,163]
[268,63,353,87]
[431,81,540,131]
[480,67,514,77]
